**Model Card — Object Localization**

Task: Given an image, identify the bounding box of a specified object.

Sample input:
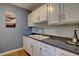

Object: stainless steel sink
[28,35,50,40]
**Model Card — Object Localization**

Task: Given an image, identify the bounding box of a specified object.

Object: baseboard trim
[23,47,31,56]
[0,47,23,56]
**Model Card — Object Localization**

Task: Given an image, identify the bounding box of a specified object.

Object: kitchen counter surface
[41,37,79,55]
[23,33,79,55]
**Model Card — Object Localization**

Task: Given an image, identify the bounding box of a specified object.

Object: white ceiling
[11,3,44,11]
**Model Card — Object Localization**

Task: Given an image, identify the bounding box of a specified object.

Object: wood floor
[4,49,30,56]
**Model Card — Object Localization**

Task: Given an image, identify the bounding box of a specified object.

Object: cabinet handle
[58,14,61,23]
[58,4,62,23]
[61,4,66,21]
[40,47,42,56]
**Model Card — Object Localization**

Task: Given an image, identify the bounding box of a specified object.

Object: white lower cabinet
[32,43,41,56]
[32,40,41,56]
[40,48,52,56]
[55,48,78,56]
[40,42,55,56]
[23,36,78,56]
[31,40,55,56]
[23,36,33,55]
[23,36,55,56]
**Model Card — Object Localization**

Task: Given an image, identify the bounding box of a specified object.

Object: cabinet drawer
[40,42,55,53]
[55,48,78,56]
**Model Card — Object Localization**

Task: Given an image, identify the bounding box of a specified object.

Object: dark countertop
[41,37,79,55]
[23,33,79,55]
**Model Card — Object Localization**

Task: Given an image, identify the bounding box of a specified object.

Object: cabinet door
[28,13,35,26]
[62,3,79,24]
[32,9,40,23]
[23,36,32,55]
[40,47,54,56]
[40,42,55,56]
[23,36,28,51]
[39,4,48,22]
[55,48,78,56]
[32,43,41,56]
[48,3,60,25]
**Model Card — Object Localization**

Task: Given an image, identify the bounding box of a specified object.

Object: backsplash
[32,24,79,39]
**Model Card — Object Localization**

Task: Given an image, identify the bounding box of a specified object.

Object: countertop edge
[22,34,79,55]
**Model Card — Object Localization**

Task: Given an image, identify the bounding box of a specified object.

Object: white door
[23,36,32,55]
[28,13,35,26]
[32,43,41,56]
[23,36,28,51]
[62,3,79,24]
[48,3,60,25]
[40,47,54,56]
[55,48,78,56]
[40,41,55,56]
[32,9,40,23]
[39,4,48,22]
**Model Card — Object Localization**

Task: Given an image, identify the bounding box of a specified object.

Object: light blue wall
[24,27,32,35]
[0,3,31,53]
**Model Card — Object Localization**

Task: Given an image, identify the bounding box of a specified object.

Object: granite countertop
[41,37,79,55]
[23,33,79,55]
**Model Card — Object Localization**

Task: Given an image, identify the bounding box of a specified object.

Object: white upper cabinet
[32,8,40,23]
[31,4,48,24]
[39,4,48,23]
[28,13,36,26]
[48,3,60,25]
[61,3,79,24]
[48,3,79,25]
[28,3,79,26]
[28,3,60,25]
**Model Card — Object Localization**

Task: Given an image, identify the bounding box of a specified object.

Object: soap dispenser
[72,30,78,43]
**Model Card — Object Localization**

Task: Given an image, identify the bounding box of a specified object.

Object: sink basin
[65,40,79,46]
[28,35,50,40]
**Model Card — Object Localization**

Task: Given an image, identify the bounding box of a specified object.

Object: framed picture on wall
[5,11,16,28]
